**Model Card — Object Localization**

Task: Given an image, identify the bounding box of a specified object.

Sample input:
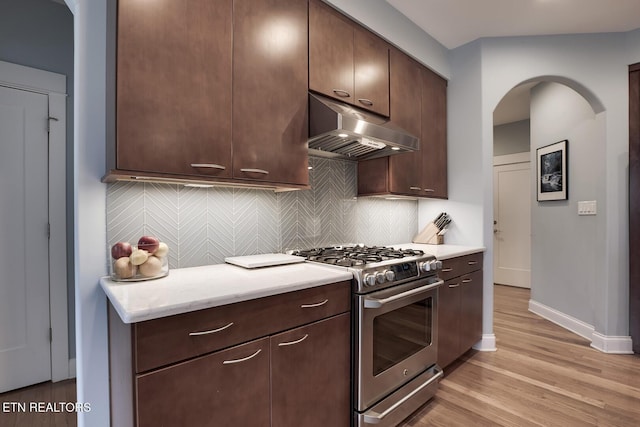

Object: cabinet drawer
[439,252,483,281]
[134,281,351,372]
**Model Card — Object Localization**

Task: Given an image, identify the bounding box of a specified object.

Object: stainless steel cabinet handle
[189,322,234,336]
[190,163,226,170]
[240,168,269,175]
[301,299,328,308]
[358,98,373,106]
[363,367,443,423]
[278,334,309,347]
[462,278,472,283]
[364,279,443,309]
[468,260,478,265]
[424,188,435,192]
[448,283,460,288]
[222,349,262,365]
[332,89,351,98]
[410,186,422,191]
[442,268,453,272]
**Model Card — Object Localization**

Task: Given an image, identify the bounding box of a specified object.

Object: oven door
[355,275,442,412]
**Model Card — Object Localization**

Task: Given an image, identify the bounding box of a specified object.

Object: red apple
[138,236,160,254]
[111,241,132,260]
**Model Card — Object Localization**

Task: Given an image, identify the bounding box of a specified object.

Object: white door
[493,160,531,288]
[0,85,51,392]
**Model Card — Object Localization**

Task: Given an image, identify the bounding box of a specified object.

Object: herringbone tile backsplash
[106,157,418,268]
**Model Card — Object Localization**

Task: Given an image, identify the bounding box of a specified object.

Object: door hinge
[47,223,51,239]
[47,116,59,133]
[49,328,53,342]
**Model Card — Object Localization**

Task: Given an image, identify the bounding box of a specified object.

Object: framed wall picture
[537,139,568,201]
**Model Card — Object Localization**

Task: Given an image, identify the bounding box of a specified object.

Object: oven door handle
[363,279,444,309]
[362,366,443,424]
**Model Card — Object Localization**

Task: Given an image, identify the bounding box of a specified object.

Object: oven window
[372,297,433,376]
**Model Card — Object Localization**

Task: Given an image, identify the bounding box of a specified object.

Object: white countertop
[393,243,485,260]
[100,262,353,324]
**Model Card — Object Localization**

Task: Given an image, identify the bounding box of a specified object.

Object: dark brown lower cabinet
[137,338,271,427]
[630,63,640,354]
[271,314,351,427]
[437,254,483,369]
[108,281,351,426]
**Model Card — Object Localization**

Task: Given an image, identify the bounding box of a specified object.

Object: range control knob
[419,261,431,272]
[384,270,395,281]
[375,271,386,284]
[435,260,443,270]
[364,273,377,287]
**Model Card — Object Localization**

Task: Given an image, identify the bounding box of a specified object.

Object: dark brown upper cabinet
[309,0,389,117]
[358,48,448,199]
[232,0,309,186]
[109,0,309,189]
[115,0,233,180]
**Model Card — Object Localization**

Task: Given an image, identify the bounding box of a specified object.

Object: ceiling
[384,0,640,125]
[385,0,640,50]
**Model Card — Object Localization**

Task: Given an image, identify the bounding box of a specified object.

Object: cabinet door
[421,68,448,198]
[232,0,309,185]
[354,27,389,116]
[136,337,270,427]
[117,0,233,178]
[309,0,354,102]
[388,49,423,196]
[459,270,483,352]
[437,279,461,369]
[271,314,351,427]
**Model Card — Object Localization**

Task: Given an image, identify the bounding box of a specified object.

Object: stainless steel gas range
[290,245,444,427]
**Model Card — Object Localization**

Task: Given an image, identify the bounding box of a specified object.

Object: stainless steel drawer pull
[188,322,234,336]
[301,299,328,308]
[442,268,453,272]
[222,349,262,365]
[240,168,269,175]
[190,163,226,170]
[424,188,435,192]
[278,334,309,347]
[358,98,373,106]
[462,279,473,283]
[468,260,478,265]
[410,186,422,191]
[332,89,351,98]
[448,283,460,288]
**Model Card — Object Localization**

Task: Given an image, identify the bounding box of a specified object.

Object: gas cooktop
[289,245,441,293]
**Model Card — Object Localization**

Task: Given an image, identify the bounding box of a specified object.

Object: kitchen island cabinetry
[108,0,309,188]
[358,51,448,199]
[108,280,351,427]
[309,0,389,117]
[437,252,483,369]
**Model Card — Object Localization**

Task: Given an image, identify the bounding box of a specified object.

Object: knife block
[412,222,444,244]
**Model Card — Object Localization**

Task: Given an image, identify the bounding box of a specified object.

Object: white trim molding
[529,299,633,354]
[473,334,497,352]
[590,332,634,354]
[493,152,530,167]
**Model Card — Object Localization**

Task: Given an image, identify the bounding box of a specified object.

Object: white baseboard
[529,299,633,354]
[473,334,497,352]
[590,332,634,354]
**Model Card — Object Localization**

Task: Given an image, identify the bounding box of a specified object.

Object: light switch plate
[578,200,597,215]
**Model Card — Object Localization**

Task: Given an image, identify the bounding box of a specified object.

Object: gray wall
[106,157,418,268]
[0,0,75,356]
[530,82,603,326]
[494,119,530,156]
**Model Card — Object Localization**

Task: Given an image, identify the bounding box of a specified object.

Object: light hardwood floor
[402,284,640,427]
[2,285,638,426]
[0,379,76,426]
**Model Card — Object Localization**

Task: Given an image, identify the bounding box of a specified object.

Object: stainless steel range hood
[308,93,420,161]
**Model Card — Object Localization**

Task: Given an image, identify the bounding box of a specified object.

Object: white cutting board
[225,253,306,269]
